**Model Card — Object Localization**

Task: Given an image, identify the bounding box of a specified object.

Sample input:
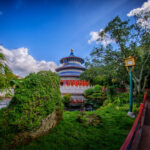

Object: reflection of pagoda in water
[56,49,90,105]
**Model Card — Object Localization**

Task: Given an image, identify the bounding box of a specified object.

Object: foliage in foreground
[16,93,139,150]
[0,71,62,149]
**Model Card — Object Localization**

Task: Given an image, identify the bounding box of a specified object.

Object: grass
[15,100,136,150]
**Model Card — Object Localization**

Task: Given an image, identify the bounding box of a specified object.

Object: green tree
[0,49,15,89]
[80,67,102,85]
[85,16,150,94]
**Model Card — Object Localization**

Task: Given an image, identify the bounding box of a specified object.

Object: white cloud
[88,31,100,44]
[127,0,150,29]
[0,46,57,77]
[88,29,115,46]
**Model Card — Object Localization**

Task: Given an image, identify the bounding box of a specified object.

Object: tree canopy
[81,16,150,94]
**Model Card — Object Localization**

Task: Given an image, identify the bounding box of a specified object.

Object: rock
[77,114,101,126]
[11,109,62,147]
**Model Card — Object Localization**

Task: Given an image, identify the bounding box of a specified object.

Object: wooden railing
[120,90,149,150]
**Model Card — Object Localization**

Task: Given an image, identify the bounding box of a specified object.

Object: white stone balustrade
[60,85,91,94]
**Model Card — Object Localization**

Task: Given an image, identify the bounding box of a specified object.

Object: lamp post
[124,56,135,118]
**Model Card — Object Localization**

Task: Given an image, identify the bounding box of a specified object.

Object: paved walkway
[138,101,150,150]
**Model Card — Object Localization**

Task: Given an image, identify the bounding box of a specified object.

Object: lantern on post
[124,56,135,118]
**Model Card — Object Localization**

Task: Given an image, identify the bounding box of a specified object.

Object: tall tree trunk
[133,79,138,96]
[137,82,141,94]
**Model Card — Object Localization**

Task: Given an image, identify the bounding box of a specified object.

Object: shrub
[62,94,71,107]
[94,85,103,92]
[84,85,107,109]
[113,93,129,105]
[0,71,62,149]
[103,99,111,106]
[84,88,94,96]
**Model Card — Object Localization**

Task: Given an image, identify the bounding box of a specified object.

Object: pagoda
[56,49,90,106]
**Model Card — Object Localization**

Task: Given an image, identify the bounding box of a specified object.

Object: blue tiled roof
[60,56,84,64]
[55,63,86,72]
[60,50,84,64]
[58,71,81,76]
[64,63,82,67]
[56,50,86,76]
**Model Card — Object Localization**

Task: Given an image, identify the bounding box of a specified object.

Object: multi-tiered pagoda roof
[56,49,86,79]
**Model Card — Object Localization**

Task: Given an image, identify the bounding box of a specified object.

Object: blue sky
[0,0,147,76]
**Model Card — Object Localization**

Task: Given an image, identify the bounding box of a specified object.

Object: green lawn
[16,102,135,150]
